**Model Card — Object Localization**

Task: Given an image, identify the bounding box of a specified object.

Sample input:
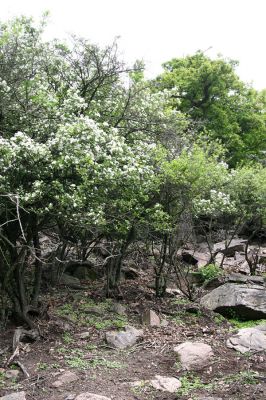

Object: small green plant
[199,264,222,281]
[0,372,6,389]
[10,365,19,370]
[57,346,69,354]
[177,374,213,396]
[50,363,60,369]
[214,314,226,324]
[171,297,191,305]
[84,343,97,351]
[90,359,124,369]
[62,332,74,344]
[224,370,258,385]
[130,380,154,397]
[37,362,49,371]
[66,354,124,370]
[66,356,89,369]
[174,360,182,370]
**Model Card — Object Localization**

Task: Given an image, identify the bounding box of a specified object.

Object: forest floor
[1,268,266,400]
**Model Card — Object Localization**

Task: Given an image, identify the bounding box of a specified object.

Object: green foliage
[66,353,123,370]
[229,318,266,329]
[155,52,266,166]
[0,371,6,389]
[56,300,127,330]
[36,362,49,371]
[0,16,265,325]
[213,314,226,325]
[223,370,258,385]
[177,374,213,396]
[199,264,223,282]
[62,332,74,344]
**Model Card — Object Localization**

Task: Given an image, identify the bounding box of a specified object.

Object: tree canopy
[154,52,266,166]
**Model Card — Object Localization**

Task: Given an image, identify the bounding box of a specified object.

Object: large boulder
[65,261,101,280]
[59,273,86,289]
[227,324,266,353]
[200,282,266,319]
[213,238,247,256]
[174,341,214,370]
[226,273,264,285]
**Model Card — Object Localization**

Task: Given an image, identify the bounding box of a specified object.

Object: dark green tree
[154,52,266,166]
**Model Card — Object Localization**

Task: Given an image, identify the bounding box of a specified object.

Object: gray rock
[77,331,90,339]
[51,371,79,388]
[165,288,183,297]
[181,250,210,268]
[197,397,223,400]
[60,274,85,289]
[200,283,266,319]
[75,394,111,400]
[5,370,20,379]
[65,261,98,280]
[105,325,143,349]
[227,324,266,353]
[142,310,160,327]
[121,267,140,280]
[202,276,225,290]
[226,273,264,285]
[150,375,182,392]
[83,306,104,317]
[213,238,247,256]
[174,341,214,370]
[111,303,126,315]
[0,393,26,400]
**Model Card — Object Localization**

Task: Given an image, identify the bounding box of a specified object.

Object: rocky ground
[1,264,266,400]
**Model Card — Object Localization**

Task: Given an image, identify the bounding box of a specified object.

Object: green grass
[171,297,191,305]
[223,370,258,385]
[177,375,213,396]
[66,355,124,370]
[37,362,49,371]
[214,314,226,324]
[56,299,127,330]
[62,332,74,344]
[229,318,266,329]
[84,343,98,351]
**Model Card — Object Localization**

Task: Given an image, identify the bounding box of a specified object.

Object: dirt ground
[1,270,266,400]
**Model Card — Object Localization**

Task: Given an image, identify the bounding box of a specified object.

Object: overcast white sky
[1,0,265,89]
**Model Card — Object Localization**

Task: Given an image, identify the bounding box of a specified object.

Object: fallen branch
[11,360,30,378]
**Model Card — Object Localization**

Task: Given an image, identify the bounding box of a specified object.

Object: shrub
[199,264,222,281]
